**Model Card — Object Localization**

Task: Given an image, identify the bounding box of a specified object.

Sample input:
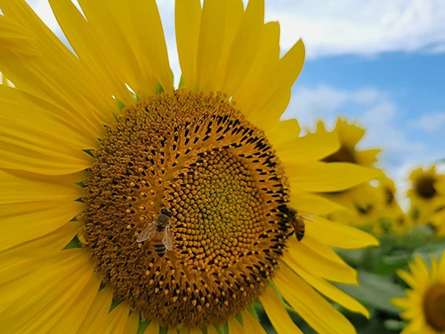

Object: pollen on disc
[83,91,292,327]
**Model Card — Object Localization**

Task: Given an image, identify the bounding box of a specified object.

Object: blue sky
[28,0,445,188]
[288,52,445,176]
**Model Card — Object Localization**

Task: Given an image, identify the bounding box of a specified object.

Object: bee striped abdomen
[154,243,167,256]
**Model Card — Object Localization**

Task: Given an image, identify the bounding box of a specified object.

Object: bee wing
[298,211,317,223]
[136,221,157,243]
[162,226,174,251]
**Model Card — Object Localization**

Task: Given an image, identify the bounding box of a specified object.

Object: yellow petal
[0,222,80,286]
[303,236,352,266]
[0,169,80,204]
[196,0,228,90]
[0,168,82,250]
[284,261,369,317]
[397,270,416,288]
[0,249,97,333]
[259,286,304,334]
[274,264,356,334]
[235,21,280,115]
[222,0,264,94]
[305,215,378,249]
[126,0,173,92]
[410,256,429,285]
[247,40,305,127]
[0,86,94,175]
[228,318,244,334]
[265,118,301,147]
[0,200,81,252]
[210,0,244,91]
[125,312,140,334]
[336,118,365,146]
[187,327,203,334]
[77,287,114,334]
[0,15,37,57]
[277,130,341,164]
[241,311,266,334]
[256,88,292,131]
[48,0,132,103]
[0,0,115,134]
[355,149,381,167]
[283,238,357,284]
[75,0,172,95]
[105,302,133,334]
[145,321,160,334]
[288,162,378,192]
[44,272,101,334]
[175,0,201,89]
[290,193,347,215]
[206,326,219,334]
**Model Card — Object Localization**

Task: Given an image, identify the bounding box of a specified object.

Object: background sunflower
[407,166,445,235]
[393,253,445,334]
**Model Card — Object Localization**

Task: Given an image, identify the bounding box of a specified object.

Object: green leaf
[64,235,82,249]
[115,99,126,111]
[137,320,149,334]
[384,319,405,331]
[414,242,445,260]
[337,271,405,314]
[155,83,164,94]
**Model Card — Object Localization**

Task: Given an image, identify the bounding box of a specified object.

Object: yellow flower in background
[408,166,445,234]
[0,0,379,333]
[326,182,383,227]
[324,176,406,236]
[393,253,445,334]
[315,118,393,234]
[318,118,381,167]
[375,175,409,235]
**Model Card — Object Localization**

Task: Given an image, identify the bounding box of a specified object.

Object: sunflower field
[0,1,444,334]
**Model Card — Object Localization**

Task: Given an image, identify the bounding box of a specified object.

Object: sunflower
[393,252,445,334]
[317,118,381,167]
[408,166,445,234]
[327,174,409,236]
[0,1,379,333]
[314,119,384,232]
[374,175,408,235]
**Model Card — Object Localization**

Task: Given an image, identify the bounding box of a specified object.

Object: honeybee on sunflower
[393,252,445,334]
[0,1,378,333]
[407,166,445,235]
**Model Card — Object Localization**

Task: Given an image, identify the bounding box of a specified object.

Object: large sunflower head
[393,253,445,334]
[408,166,445,231]
[0,0,378,332]
[317,118,381,167]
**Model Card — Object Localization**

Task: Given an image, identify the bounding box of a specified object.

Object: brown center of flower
[83,91,291,327]
[322,144,357,164]
[384,187,395,206]
[423,283,445,332]
[416,176,437,199]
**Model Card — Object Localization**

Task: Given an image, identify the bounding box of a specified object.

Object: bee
[137,208,174,256]
[278,205,305,241]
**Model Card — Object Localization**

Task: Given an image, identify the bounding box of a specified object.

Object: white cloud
[266,0,445,58]
[414,111,445,133]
